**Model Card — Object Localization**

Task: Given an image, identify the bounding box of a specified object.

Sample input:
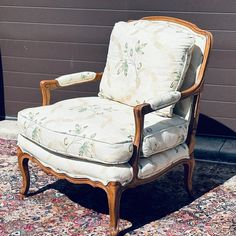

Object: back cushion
[99,20,195,117]
[174,31,207,121]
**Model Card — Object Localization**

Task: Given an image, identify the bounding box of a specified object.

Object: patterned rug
[0,138,235,236]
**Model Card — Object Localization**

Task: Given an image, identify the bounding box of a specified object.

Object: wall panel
[0,0,235,137]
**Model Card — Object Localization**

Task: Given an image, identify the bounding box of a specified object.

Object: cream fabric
[56,71,96,87]
[17,97,189,164]
[148,91,181,110]
[138,143,189,179]
[99,20,195,117]
[142,115,188,157]
[18,97,133,165]
[18,134,133,186]
[173,25,207,121]
[18,135,189,185]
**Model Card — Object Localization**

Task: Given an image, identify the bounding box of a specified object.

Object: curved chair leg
[106,182,122,236]
[183,156,195,197]
[17,150,30,199]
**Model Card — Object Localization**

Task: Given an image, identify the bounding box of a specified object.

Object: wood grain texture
[1,0,236,13]
[0,22,112,44]
[202,85,236,102]
[200,101,236,118]
[204,68,236,86]
[1,1,235,135]
[2,57,105,74]
[0,39,108,61]
[1,6,236,30]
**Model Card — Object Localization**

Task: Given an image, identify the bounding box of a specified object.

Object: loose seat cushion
[18,97,188,164]
[99,20,195,117]
[18,135,189,186]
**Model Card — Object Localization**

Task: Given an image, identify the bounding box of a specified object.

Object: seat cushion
[99,20,195,117]
[18,134,189,185]
[18,97,188,164]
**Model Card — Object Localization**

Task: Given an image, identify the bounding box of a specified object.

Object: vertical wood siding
[0,0,235,137]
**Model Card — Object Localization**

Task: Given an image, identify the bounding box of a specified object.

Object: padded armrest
[55,71,96,87]
[147,91,181,110]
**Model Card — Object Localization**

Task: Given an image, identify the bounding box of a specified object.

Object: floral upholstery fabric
[148,91,181,110]
[173,26,207,121]
[17,97,189,164]
[56,71,96,87]
[18,135,189,185]
[138,143,189,179]
[99,20,195,117]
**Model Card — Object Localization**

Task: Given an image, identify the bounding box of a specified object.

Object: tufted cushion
[17,97,189,164]
[18,134,189,185]
[99,20,195,117]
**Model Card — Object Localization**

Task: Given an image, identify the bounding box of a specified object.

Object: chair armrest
[40,72,103,105]
[147,91,181,110]
[181,81,202,98]
[55,71,97,87]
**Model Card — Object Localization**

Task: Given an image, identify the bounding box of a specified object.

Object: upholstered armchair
[17,16,212,235]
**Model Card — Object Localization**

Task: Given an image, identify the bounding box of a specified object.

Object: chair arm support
[133,103,153,147]
[133,91,182,148]
[40,80,60,106]
[130,91,181,177]
[40,72,103,106]
[129,103,152,177]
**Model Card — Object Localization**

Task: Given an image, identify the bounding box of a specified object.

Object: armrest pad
[147,91,181,110]
[55,71,96,87]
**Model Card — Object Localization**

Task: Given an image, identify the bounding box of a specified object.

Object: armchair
[17,16,212,236]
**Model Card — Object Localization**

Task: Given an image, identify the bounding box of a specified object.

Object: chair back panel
[99,18,197,117]
[174,24,207,120]
[141,16,212,121]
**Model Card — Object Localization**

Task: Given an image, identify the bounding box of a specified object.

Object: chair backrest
[141,17,212,121]
[138,17,212,121]
[99,16,212,119]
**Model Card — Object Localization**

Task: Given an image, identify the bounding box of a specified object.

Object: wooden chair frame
[17,16,213,236]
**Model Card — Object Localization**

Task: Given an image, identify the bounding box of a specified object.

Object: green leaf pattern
[117,40,147,79]
[22,112,47,144]
[19,95,189,162]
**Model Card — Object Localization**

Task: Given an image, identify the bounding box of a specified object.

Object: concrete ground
[0,120,19,140]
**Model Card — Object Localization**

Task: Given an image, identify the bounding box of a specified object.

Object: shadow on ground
[28,161,236,234]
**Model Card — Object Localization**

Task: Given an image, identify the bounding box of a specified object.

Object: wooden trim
[183,154,195,196]
[17,17,213,236]
[17,145,194,235]
[17,147,110,193]
[128,103,153,180]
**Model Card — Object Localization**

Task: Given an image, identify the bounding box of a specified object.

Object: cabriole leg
[183,155,195,197]
[17,149,30,198]
[106,182,122,236]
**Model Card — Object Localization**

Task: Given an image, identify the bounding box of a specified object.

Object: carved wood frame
[17,16,213,236]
